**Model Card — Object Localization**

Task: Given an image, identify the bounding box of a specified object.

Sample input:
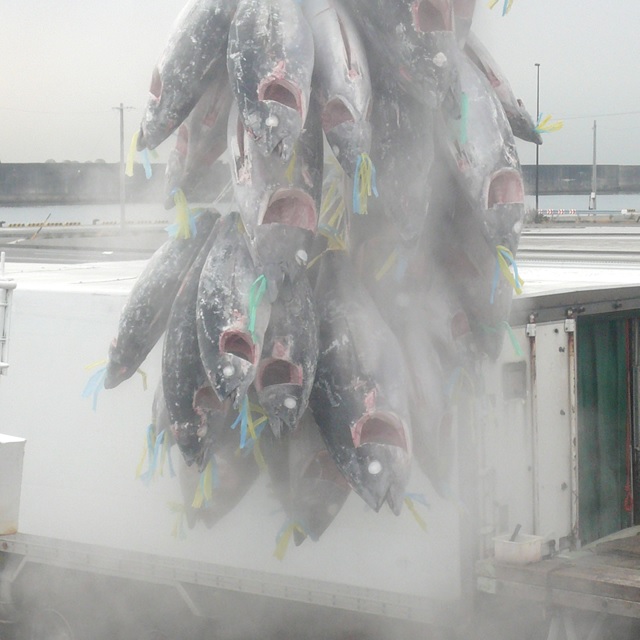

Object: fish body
[164,61,233,206]
[162,219,234,468]
[345,0,459,109]
[310,250,412,514]
[104,211,219,389]
[178,432,260,529]
[302,0,372,176]
[227,0,314,161]
[438,51,525,249]
[260,410,350,545]
[255,273,318,437]
[426,155,521,359]
[464,31,541,145]
[452,0,475,45]
[288,411,351,543]
[228,100,323,295]
[196,213,271,405]
[138,0,238,151]
[399,277,471,496]
[370,80,435,249]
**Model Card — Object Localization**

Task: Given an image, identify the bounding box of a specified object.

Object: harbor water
[526,193,640,213]
[1,194,639,229]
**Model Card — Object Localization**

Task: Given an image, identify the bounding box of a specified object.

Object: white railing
[0,252,17,374]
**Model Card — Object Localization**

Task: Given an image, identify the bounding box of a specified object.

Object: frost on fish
[163,60,233,206]
[255,272,318,437]
[120,0,533,533]
[162,219,233,469]
[303,0,372,176]
[196,213,271,406]
[345,0,460,109]
[138,0,238,151]
[228,99,323,297]
[104,211,219,390]
[227,0,314,161]
[464,30,542,145]
[310,250,412,514]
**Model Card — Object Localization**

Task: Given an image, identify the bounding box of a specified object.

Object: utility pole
[589,120,597,211]
[113,103,134,232]
[535,63,540,216]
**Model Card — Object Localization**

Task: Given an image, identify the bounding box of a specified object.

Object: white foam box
[494,533,544,565]
[0,434,26,535]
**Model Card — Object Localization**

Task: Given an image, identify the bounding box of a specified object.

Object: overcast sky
[2,0,640,166]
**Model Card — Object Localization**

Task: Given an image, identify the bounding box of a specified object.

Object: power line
[558,110,640,121]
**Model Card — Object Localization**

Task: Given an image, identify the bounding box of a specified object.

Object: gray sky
[2,0,640,166]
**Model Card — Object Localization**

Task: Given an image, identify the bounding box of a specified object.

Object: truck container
[3,256,640,640]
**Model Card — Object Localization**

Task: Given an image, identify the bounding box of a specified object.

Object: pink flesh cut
[487,170,524,207]
[149,67,162,99]
[337,15,353,70]
[256,358,302,390]
[259,78,302,116]
[412,0,451,32]
[321,99,355,133]
[262,189,317,231]
[220,331,256,363]
[176,124,189,157]
[353,414,408,451]
[193,385,226,413]
[453,0,475,18]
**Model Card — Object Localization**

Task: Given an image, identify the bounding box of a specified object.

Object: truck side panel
[0,263,465,624]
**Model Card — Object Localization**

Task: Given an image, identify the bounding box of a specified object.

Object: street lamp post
[535,63,540,215]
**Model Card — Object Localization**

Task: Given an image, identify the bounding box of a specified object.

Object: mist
[4,2,639,640]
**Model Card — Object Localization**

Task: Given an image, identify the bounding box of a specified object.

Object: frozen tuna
[163,60,233,206]
[310,250,412,515]
[464,31,542,145]
[138,0,238,151]
[255,273,318,437]
[227,0,314,161]
[196,212,271,406]
[162,219,233,468]
[104,210,219,389]
[227,99,323,296]
[302,0,372,176]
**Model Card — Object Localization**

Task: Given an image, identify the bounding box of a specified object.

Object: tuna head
[137,0,237,151]
[348,0,459,108]
[255,273,318,436]
[104,337,140,389]
[303,0,373,176]
[227,100,321,251]
[254,223,315,301]
[196,213,271,407]
[323,109,372,178]
[482,184,525,253]
[245,100,305,161]
[310,251,412,514]
[334,438,411,515]
[227,0,314,162]
[211,344,258,406]
[170,385,232,469]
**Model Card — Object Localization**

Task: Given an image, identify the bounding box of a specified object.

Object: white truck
[3,253,640,640]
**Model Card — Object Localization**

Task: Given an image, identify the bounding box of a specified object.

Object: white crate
[494,533,544,564]
[0,434,25,535]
